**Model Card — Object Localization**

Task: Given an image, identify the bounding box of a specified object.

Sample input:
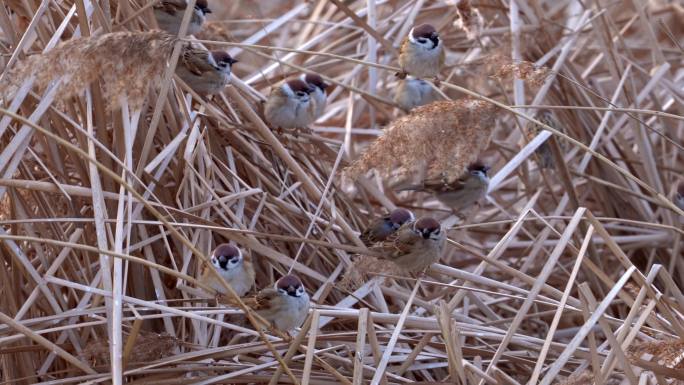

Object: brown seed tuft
[454,0,484,40]
[554,372,594,385]
[492,59,550,86]
[346,98,497,183]
[80,331,178,366]
[628,339,684,370]
[0,31,178,109]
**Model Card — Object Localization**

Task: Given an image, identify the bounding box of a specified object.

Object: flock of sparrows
[157,0,447,130]
[155,0,492,333]
[155,1,684,335]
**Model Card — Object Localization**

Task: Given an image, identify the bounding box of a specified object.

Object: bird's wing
[400,171,468,194]
[154,0,185,13]
[244,288,278,311]
[372,222,419,259]
[180,46,215,76]
[359,216,390,246]
[422,174,468,193]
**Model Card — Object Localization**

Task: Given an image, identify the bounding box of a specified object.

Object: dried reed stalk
[0,1,682,385]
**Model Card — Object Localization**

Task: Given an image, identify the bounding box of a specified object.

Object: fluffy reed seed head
[80,332,178,365]
[628,339,684,370]
[454,0,484,40]
[346,98,497,183]
[1,31,177,108]
[492,58,550,86]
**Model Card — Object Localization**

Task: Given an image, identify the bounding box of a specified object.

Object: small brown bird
[200,243,255,297]
[264,79,317,131]
[394,77,439,111]
[359,208,415,246]
[372,217,445,273]
[154,0,211,36]
[526,110,561,169]
[176,48,237,95]
[243,275,310,332]
[302,73,330,119]
[675,181,684,212]
[402,162,490,215]
[397,24,445,83]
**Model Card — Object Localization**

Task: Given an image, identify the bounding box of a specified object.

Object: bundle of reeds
[0,1,683,384]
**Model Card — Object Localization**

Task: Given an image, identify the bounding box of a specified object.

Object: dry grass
[1,1,683,385]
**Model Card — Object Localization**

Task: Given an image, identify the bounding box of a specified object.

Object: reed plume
[454,0,484,40]
[1,31,177,108]
[346,98,497,183]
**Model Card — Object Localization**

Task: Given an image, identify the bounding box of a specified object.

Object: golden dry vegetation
[0,0,683,384]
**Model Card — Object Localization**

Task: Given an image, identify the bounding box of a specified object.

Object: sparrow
[359,208,415,246]
[153,0,211,36]
[526,110,561,169]
[372,216,445,273]
[264,79,317,132]
[301,73,330,119]
[200,243,255,297]
[401,162,490,215]
[397,23,445,84]
[394,77,439,111]
[243,274,310,332]
[176,48,237,95]
[675,181,684,212]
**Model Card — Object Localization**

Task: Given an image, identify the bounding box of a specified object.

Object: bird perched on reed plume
[394,77,439,111]
[401,162,490,215]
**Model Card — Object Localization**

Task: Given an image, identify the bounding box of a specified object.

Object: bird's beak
[228,58,239,65]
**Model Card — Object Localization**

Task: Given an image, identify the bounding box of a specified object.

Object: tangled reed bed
[1,0,683,384]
